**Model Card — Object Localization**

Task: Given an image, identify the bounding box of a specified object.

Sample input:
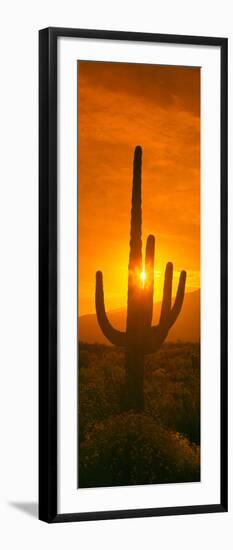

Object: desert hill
[78,289,200,344]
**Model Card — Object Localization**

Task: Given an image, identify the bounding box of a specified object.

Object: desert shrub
[145,345,200,444]
[79,350,90,369]
[78,342,201,486]
[78,349,124,441]
[79,412,200,488]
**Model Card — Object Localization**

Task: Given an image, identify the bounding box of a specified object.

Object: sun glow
[140,270,147,288]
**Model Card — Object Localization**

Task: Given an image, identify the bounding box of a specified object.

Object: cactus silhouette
[95,146,186,410]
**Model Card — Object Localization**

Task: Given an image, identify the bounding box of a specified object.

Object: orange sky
[78,61,200,316]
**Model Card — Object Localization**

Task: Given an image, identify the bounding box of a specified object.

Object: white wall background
[0,0,232,548]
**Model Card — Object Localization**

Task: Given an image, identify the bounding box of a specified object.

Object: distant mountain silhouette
[78,289,200,345]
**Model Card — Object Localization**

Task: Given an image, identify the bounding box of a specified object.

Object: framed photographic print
[39,27,228,523]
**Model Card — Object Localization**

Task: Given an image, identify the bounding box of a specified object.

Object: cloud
[78,61,200,314]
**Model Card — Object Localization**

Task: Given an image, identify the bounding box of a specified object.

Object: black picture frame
[39,27,228,523]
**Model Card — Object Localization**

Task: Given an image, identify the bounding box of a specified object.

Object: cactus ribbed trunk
[125,146,145,410]
[125,349,144,410]
[95,146,187,412]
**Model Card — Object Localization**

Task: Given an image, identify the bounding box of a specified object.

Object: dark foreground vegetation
[78,342,200,488]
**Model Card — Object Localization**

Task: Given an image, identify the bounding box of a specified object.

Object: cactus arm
[144,268,187,354]
[95,271,126,347]
[160,263,186,328]
[168,270,186,326]
[159,262,173,325]
[144,324,167,355]
[145,235,155,288]
[144,234,155,325]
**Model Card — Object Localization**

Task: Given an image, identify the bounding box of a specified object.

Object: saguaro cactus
[96,146,186,410]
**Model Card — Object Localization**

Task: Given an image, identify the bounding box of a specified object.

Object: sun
[140,270,147,288]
